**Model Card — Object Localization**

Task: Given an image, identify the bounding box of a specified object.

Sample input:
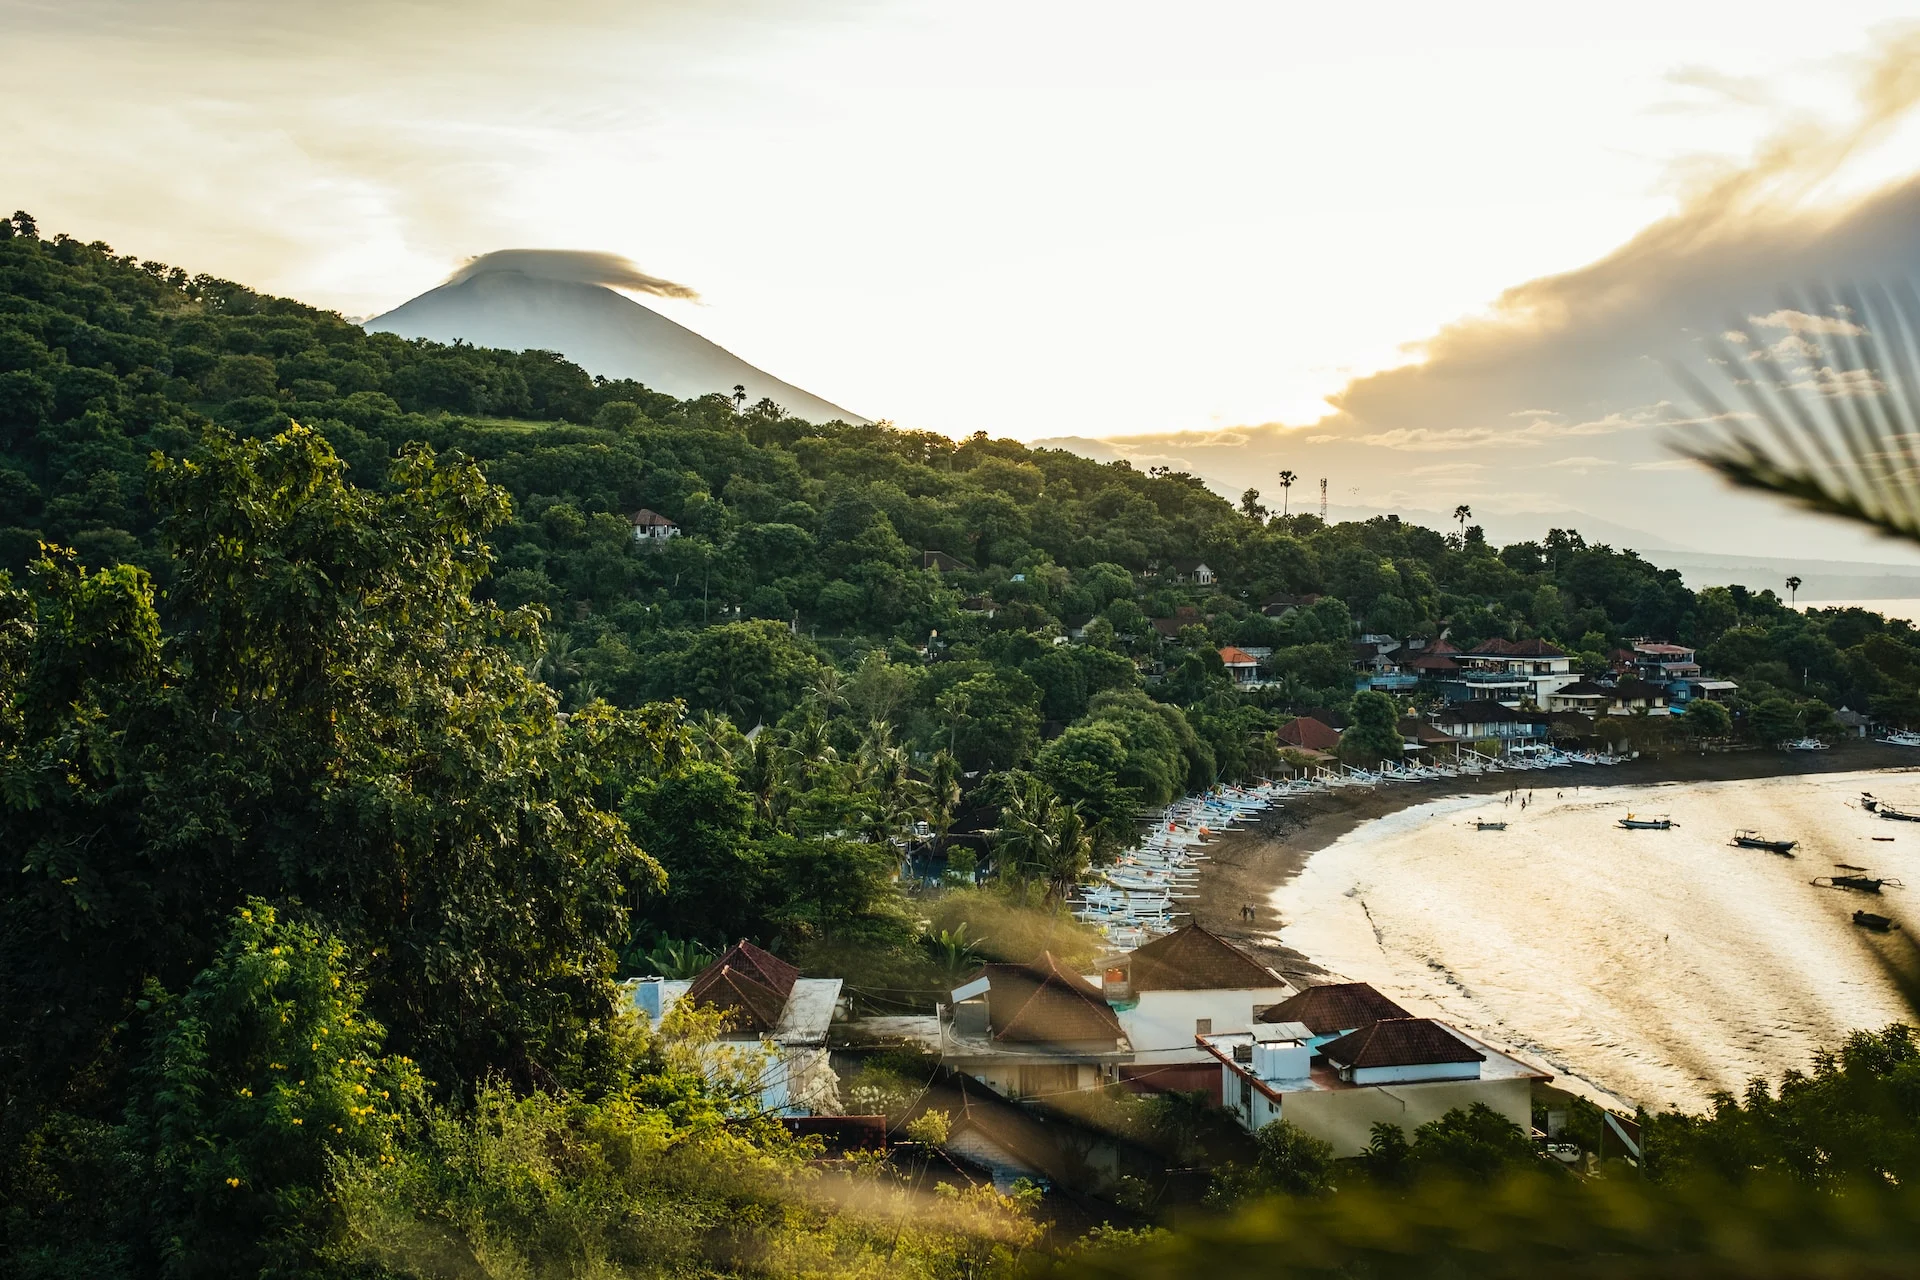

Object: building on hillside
[921,550,966,573]
[1602,678,1671,716]
[1259,592,1321,618]
[1218,646,1262,686]
[1168,558,1216,586]
[1545,680,1613,716]
[630,508,680,543]
[1277,716,1343,753]
[1629,641,1701,684]
[1433,637,1577,706]
[1684,678,1741,703]
[1150,605,1206,641]
[958,595,998,617]
[1201,1011,1549,1155]
[1100,924,1294,1099]
[628,940,843,1116]
[1427,701,1550,746]
[1397,714,1459,757]
[1835,705,1873,737]
[941,953,1132,1099]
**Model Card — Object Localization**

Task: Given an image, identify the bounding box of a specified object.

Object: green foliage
[1338,689,1404,765]
[1207,1120,1336,1205]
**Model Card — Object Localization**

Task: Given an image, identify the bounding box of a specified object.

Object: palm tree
[1677,283,1920,546]
[990,778,1093,906]
[1453,504,1472,540]
[1787,575,1803,607]
[1278,470,1297,516]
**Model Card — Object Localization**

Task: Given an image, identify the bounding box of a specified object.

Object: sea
[1270,768,1920,1112]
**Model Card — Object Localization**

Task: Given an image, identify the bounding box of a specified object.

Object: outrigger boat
[1618,814,1676,830]
[1854,910,1898,933]
[1861,793,1920,822]
[1813,871,1906,894]
[1474,820,1508,831]
[1731,829,1797,855]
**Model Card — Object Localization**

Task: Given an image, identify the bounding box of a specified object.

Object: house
[1101,924,1294,1099]
[958,595,998,617]
[1277,716,1343,753]
[941,952,1131,1099]
[630,508,680,542]
[921,550,966,573]
[1629,641,1702,683]
[1396,715,1459,755]
[1545,680,1613,716]
[628,939,843,1116]
[1259,592,1321,618]
[1255,981,1412,1045]
[1150,605,1205,641]
[1835,706,1872,738]
[1686,678,1741,703]
[1168,558,1216,586]
[1218,646,1262,686]
[1201,1009,1548,1155]
[1603,678,1671,716]
[1427,701,1550,745]
[1434,637,1577,706]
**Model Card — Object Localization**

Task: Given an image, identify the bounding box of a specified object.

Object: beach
[1193,742,1920,1107]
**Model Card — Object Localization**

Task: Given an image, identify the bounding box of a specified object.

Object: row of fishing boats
[1068,748,1625,946]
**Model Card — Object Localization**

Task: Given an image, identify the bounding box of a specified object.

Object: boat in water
[1730,829,1797,855]
[1618,814,1676,830]
[1860,793,1920,822]
[1814,872,1906,894]
[1854,910,1898,933]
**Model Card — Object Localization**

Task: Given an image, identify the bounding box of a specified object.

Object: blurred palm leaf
[1676,281,1920,544]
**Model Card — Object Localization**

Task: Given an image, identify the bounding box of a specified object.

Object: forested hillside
[14,215,1920,1275]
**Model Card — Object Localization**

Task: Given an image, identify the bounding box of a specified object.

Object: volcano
[365,258,867,424]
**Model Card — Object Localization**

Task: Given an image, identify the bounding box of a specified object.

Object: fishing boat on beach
[1731,829,1797,855]
[1877,730,1920,748]
[1785,737,1830,751]
[1474,820,1508,831]
[1854,910,1898,932]
[1618,814,1676,830]
[1860,793,1920,821]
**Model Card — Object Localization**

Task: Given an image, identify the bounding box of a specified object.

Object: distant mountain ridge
[366,267,868,425]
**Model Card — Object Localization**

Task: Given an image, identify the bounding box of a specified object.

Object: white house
[1100,924,1294,1097]
[630,508,680,543]
[1169,558,1216,586]
[1218,646,1263,687]
[627,940,842,1116]
[1202,1006,1549,1155]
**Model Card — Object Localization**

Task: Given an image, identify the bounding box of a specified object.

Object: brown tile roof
[684,940,799,1033]
[977,953,1124,1045]
[1469,637,1516,655]
[1408,653,1461,672]
[1218,646,1259,666]
[1396,716,1456,747]
[1256,982,1412,1036]
[1126,925,1282,992]
[630,508,676,528]
[1426,638,1460,655]
[1277,716,1342,752]
[1504,638,1567,658]
[1320,1018,1485,1070]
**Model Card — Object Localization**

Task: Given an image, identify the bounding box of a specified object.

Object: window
[1239,1075,1252,1112]
[1195,1017,1213,1035]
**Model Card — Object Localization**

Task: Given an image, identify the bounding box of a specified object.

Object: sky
[8,1,1920,559]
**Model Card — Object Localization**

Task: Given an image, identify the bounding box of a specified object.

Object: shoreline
[1193,741,1920,982]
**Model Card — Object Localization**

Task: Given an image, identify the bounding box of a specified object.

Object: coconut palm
[1677,282,1920,547]
[1453,504,1472,540]
[990,777,1094,906]
[1278,470,1297,516]
[1787,575,1804,607]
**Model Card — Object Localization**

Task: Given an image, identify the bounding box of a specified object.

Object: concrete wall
[1350,1060,1481,1086]
[1119,987,1292,1064]
[1277,1076,1534,1157]
[962,1060,1101,1100]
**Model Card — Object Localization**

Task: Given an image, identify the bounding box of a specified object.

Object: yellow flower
[291,1118,303,1125]
[227,1177,241,1188]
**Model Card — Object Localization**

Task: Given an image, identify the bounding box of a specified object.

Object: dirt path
[1190,741,1920,983]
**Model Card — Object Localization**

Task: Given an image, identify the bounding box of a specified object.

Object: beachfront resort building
[1100,925,1295,1098]
[1202,985,1550,1155]
[627,940,843,1116]
[1427,701,1550,744]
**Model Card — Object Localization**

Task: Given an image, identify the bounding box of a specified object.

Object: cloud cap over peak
[448,249,699,300]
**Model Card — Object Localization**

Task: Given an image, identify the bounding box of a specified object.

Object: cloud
[1541,455,1617,471]
[1749,307,1869,335]
[448,248,699,299]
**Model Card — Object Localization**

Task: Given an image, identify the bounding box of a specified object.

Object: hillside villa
[629,508,680,543]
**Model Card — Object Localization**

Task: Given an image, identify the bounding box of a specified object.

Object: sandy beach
[1194,741,1920,984]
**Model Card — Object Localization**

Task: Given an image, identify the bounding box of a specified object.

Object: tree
[1454,503,1472,541]
[1209,1120,1335,1204]
[1339,689,1404,764]
[1239,488,1268,522]
[1787,574,1803,607]
[1277,470,1296,516]
[1751,696,1802,745]
[989,775,1094,905]
[1683,696,1732,739]
[623,761,762,944]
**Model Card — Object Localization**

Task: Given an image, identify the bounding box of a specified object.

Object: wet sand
[1194,741,1920,982]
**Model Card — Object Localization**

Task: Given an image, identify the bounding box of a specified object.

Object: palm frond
[1676,282,1920,546]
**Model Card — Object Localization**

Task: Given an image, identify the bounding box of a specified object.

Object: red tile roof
[1504,638,1567,658]
[1469,638,1516,655]
[1257,982,1412,1036]
[1126,925,1282,992]
[976,953,1124,1045]
[1218,646,1259,666]
[1277,716,1342,752]
[1320,1018,1485,1070]
[685,940,800,1033]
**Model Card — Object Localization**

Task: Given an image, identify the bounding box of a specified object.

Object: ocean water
[1270,768,1920,1111]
